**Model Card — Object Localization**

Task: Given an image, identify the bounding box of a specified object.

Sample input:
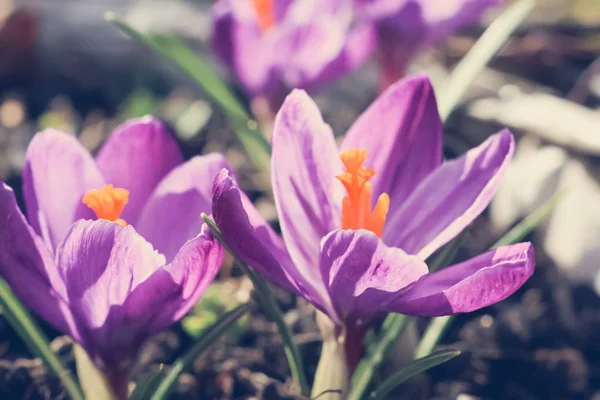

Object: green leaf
[129,368,166,400]
[348,314,410,400]
[413,316,454,360]
[491,192,562,249]
[367,349,461,400]
[105,12,271,172]
[0,278,84,400]
[150,302,251,400]
[438,0,535,121]
[202,214,310,396]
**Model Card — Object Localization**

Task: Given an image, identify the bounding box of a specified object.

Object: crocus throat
[336,149,390,238]
[252,0,275,32]
[82,184,129,227]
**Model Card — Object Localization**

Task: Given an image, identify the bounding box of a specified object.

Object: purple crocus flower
[0,116,226,397]
[212,0,376,110]
[212,75,534,370]
[355,0,503,89]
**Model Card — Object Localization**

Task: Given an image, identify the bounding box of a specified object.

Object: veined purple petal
[368,0,503,86]
[213,170,336,317]
[95,116,183,225]
[212,170,298,292]
[340,75,443,229]
[320,229,428,321]
[0,182,78,340]
[272,89,344,273]
[55,220,167,367]
[276,16,346,88]
[212,0,278,95]
[413,0,504,43]
[385,242,534,316]
[284,19,376,90]
[387,130,515,259]
[355,0,411,20]
[23,129,104,250]
[136,154,230,262]
[118,224,223,337]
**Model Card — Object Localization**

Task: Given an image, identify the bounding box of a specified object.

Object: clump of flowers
[212,75,534,394]
[211,0,375,112]
[0,117,230,398]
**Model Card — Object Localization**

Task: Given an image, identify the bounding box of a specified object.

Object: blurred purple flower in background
[356,0,504,89]
[211,0,376,110]
[0,116,227,397]
[212,75,534,370]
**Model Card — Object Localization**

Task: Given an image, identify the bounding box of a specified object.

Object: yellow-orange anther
[252,0,275,32]
[82,184,129,227]
[336,149,389,237]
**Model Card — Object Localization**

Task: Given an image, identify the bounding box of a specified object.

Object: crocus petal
[213,170,335,317]
[283,19,376,90]
[272,89,344,272]
[387,130,515,259]
[136,154,231,262]
[23,129,104,250]
[340,75,443,224]
[319,229,428,321]
[0,182,78,339]
[116,224,223,339]
[212,0,278,95]
[385,242,534,316]
[368,0,503,87]
[413,0,504,44]
[95,116,183,225]
[212,170,298,292]
[56,220,167,367]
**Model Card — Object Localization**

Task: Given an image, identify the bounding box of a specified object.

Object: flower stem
[312,312,350,400]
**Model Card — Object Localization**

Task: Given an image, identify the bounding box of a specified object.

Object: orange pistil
[82,184,129,227]
[336,149,390,237]
[252,0,275,32]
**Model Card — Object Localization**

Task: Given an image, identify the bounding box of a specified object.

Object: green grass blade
[413,316,454,360]
[129,368,166,400]
[105,12,271,171]
[0,278,84,400]
[415,194,560,358]
[367,350,461,400]
[348,314,409,400]
[202,215,310,396]
[492,192,561,248]
[439,0,535,121]
[150,303,251,400]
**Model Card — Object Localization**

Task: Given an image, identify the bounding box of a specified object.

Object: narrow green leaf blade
[492,192,561,249]
[439,0,535,121]
[129,369,166,400]
[413,316,453,360]
[368,349,461,400]
[348,314,409,400]
[150,302,251,400]
[105,12,271,171]
[0,278,84,400]
[202,214,310,396]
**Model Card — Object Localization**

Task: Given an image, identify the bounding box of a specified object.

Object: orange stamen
[336,149,389,237]
[82,184,129,227]
[252,0,275,32]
